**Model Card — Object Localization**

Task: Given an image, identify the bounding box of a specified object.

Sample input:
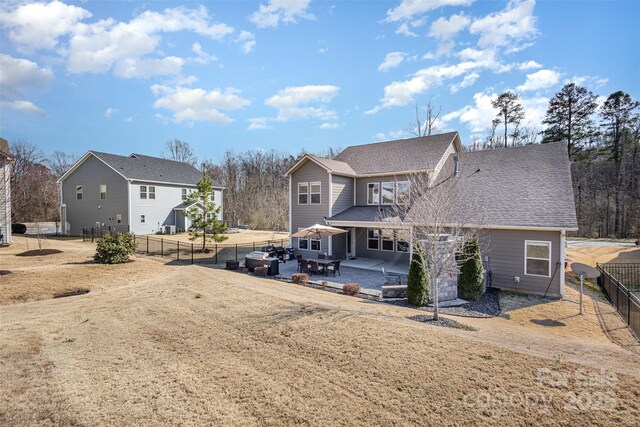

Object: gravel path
[385,288,501,318]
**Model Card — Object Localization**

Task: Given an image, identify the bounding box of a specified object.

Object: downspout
[288,176,292,247]
[127,180,132,233]
[559,229,566,297]
[328,172,333,256]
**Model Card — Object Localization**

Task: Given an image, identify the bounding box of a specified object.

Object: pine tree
[184,174,228,250]
[541,83,598,159]
[407,242,430,306]
[492,91,525,148]
[457,236,484,301]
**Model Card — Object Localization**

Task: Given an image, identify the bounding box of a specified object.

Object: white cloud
[250,0,313,28]
[1,100,45,116]
[151,85,251,125]
[469,0,537,50]
[429,13,470,41]
[567,75,609,89]
[386,0,475,22]
[516,69,560,91]
[104,107,119,118]
[0,54,53,115]
[518,60,542,70]
[319,122,340,129]
[265,85,339,121]
[450,72,479,92]
[192,42,217,64]
[374,130,411,141]
[378,52,407,72]
[247,117,271,130]
[237,31,256,54]
[0,0,91,52]
[125,116,133,123]
[395,22,417,37]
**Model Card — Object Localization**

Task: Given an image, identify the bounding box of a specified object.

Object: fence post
[177,241,180,261]
[236,244,238,261]
[191,243,194,264]
[146,236,149,254]
[215,244,218,264]
[161,238,164,257]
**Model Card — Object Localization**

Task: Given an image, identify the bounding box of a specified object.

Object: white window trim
[310,181,321,205]
[140,185,147,199]
[297,227,309,250]
[367,182,380,205]
[524,240,552,277]
[381,233,395,252]
[310,238,321,252]
[396,240,409,253]
[181,188,187,201]
[298,182,309,205]
[367,228,380,251]
[76,185,83,200]
[381,182,394,205]
[148,186,156,200]
[99,184,107,200]
[396,181,410,205]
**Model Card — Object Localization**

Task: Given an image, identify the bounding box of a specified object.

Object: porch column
[409,226,414,257]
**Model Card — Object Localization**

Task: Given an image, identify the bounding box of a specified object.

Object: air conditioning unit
[164,225,176,235]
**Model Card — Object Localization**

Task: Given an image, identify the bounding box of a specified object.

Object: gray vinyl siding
[355,174,416,205]
[290,160,330,257]
[478,229,562,297]
[354,227,410,263]
[0,159,10,243]
[331,174,354,215]
[62,155,129,236]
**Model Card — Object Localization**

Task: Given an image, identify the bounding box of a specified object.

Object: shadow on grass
[530,319,565,327]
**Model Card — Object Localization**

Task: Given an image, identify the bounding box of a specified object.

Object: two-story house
[286,132,577,297]
[0,138,14,244]
[58,151,223,235]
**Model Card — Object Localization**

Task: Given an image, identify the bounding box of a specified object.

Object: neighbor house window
[310,238,321,251]
[76,186,83,200]
[182,189,187,201]
[381,231,394,251]
[148,186,156,199]
[297,228,308,250]
[367,183,379,205]
[367,228,380,250]
[381,182,394,204]
[140,214,146,223]
[210,192,215,202]
[396,181,410,205]
[140,185,147,199]
[310,182,321,204]
[298,182,309,204]
[99,184,107,200]
[525,240,551,277]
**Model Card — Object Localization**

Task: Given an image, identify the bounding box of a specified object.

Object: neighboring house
[286,132,577,297]
[0,138,14,244]
[58,151,223,235]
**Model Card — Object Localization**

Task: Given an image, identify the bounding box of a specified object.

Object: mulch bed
[386,288,501,318]
[16,249,64,257]
[408,315,478,331]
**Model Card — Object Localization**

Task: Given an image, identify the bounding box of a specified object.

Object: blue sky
[1,0,638,161]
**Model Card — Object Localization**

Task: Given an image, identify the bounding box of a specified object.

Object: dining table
[303,258,337,276]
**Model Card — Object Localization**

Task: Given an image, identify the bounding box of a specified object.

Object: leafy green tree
[407,242,430,306]
[541,83,598,159]
[492,91,525,147]
[457,235,484,301]
[184,174,228,250]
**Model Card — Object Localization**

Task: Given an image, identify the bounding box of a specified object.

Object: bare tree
[410,99,442,137]
[162,139,197,166]
[46,151,80,178]
[380,170,486,320]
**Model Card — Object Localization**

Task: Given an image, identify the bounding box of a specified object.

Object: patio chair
[382,267,402,285]
[326,259,341,277]
[299,259,309,273]
[309,260,320,276]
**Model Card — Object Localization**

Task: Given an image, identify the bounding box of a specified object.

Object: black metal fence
[597,263,640,339]
[82,226,130,243]
[132,235,288,265]
[598,263,640,290]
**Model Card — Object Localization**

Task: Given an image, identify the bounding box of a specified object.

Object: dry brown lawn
[1,237,639,426]
[146,229,289,245]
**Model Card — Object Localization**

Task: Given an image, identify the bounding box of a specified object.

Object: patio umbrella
[291,224,348,239]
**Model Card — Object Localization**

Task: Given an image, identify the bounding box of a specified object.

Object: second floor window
[140,186,147,199]
[76,185,83,200]
[182,189,187,201]
[381,182,394,204]
[99,184,107,200]
[396,181,410,204]
[148,186,156,199]
[367,183,379,205]
[140,185,156,199]
[298,182,308,204]
[310,182,321,204]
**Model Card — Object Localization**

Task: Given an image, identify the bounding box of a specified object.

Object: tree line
[6,82,639,239]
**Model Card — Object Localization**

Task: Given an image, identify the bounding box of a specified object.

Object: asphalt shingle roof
[90,151,221,187]
[306,155,356,176]
[334,132,457,175]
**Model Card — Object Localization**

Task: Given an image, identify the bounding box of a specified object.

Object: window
[298,182,308,204]
[76,186,83,200]
[140,214,146,223]
[148,186,156,199]
[525,241,551,277]
[396,239,409,252]
[310,238,321,251]
[367,183,379,205]
[210,192,215,202]
[99,184,107,200]
[297,228,308,250]
[182,189,187,201]
[381,182,394,204]
[310,182,321,204]
[396,181,410,205]
[140,185,147,199]
[381,232,394,251]
[367,228,380,250]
